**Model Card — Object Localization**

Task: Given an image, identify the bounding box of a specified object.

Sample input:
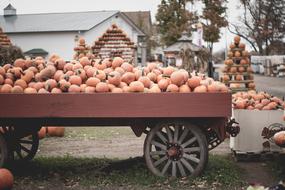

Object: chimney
[4,4,16,16]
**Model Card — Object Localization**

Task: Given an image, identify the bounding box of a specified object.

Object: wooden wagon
[0,93,238,177]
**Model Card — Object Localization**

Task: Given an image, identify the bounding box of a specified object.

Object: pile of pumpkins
[0,56,229,94]
[38,126,65,140]
[232,90,285,111]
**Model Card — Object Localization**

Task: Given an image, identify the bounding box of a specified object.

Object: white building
[0,4,149,64]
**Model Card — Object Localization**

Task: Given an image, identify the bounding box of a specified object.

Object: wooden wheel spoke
[150,150,166,156]
[183,153,200,164]
[184,147,200,153]
[173,126,179,143]
[154,155,168,167]
[177,160,186,177]
[20,145,31,154]
[156,131,168,144]
[181,137,197,148]
[15,149,23,159]
[19,140,33,144]
[178,127,189,144]
[165,126,173,142]
[151,140,167,150]
[180,158,194,173]
[172,161,177,177]
[161,160,171,175]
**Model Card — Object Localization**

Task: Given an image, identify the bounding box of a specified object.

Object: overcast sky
[0,0,242,52]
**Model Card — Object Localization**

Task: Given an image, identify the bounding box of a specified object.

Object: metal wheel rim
[144,122,208,177]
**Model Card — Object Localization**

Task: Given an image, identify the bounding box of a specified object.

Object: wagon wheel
[0,133,8,168]
[144,122,208,177]
[1,127,39,163]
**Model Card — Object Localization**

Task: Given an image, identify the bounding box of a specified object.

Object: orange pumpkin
[111,87,123,93]
[228,52,234,58]
[79,57,91,67]
[51,88,62,94]
[224,59,233,65]
[21,70,34,83]
[38,127,47,139]
[94,60,107,70]
[11,86,24,93]
[240,59,248,65]
[148,85,161,93]
[166,84,179,93]
[94,70,107,81]
[147,72,157,83]
[38,88,49,93]
[236,74,243,81]
[273,131,285,146]
[121,72,136,85]
[238,43,245,49]
[138,76,151,88]
[207,82,219,93]
[45,79,57,91]
[223,75,230,82]
[47,127,65,137]
[0,168,14,190]
[115,67,125,76]
[187,76,201,89]
[230,67,237,73]
[24,87,37,94]
[179,85,191,93]
[69,75,82,85]
[86,67,98,78]
[68,85,81,93]
[64,63,74,72]
[234,35,241,44]
[121,62,134,72]
[58,80,71,92]
[14,58,26,68]
[147,62,158,71]
[95,82,109,93]
[0,66,5,76]
[163,66,176,76]
[112,57,124,69]
[108,71,121,86]
[234,51,241,57]
[157,78,170,91]
[238,66,245,72]
[129,81,144,92]
[86,77,100,87]
[15,79,28,89]
[55,58,66,70]
[75,69,87,81]
[85,86,96,93]
[193,85,207,93]
[1,84,12,93]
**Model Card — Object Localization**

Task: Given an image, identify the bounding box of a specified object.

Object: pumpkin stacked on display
[232,90,285,110]
[73,37,94,60]
[0,168,14,190]
[222,35,255,92]
[0,54,229,94]
[91,24,136,63]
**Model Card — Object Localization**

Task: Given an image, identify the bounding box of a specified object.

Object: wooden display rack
[222,37,256,92]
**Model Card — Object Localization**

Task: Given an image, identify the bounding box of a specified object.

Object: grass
[63,127,136,140]
[267,155,285,181]
[10,155,244,189]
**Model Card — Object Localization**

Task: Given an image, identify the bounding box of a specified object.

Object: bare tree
[229,0,285,55]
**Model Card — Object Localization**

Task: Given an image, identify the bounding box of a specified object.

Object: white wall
[9,31,78,60]
[7,14,140,61]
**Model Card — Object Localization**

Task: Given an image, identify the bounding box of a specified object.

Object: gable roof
[122,11,152,35]
[0,10,119,33]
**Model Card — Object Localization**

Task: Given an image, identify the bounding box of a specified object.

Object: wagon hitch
[226,119,240,137]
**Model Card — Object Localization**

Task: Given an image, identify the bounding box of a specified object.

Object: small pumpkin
[85,86,96,93]
[163,66,176,76]
[108,71,121,86]
[129,81,144,92]
[138,76,151,88]
[179,85,191,93]
[94,70,107,81]
[121,62,134,72]
[1,84,12,93]
[170,71,185,86]
[14,79,28,89]
[234,35,241,43]
[68,85,81,93]
[24,87,37,94]
[86,77,100,87]
[11,85,24,93]
[95,82,109,93]
[166,84,179,93]
[111,87,123,93]
[38,127,47,139]
[69,75,82,85]
[187,76,201,89]
[47,127,65,137]
[121,72,136,85]
[0,168,14,190]
[273,131,285,146]
[112,57,124,69]
[193,85,207,93]
[158,78,170,91]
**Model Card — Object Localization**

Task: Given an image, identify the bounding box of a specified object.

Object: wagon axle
[167,143,183,161]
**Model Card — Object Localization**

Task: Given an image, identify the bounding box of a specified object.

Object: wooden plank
[0,93,232,118]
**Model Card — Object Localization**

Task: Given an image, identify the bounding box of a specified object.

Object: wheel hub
[167,143,183,161]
